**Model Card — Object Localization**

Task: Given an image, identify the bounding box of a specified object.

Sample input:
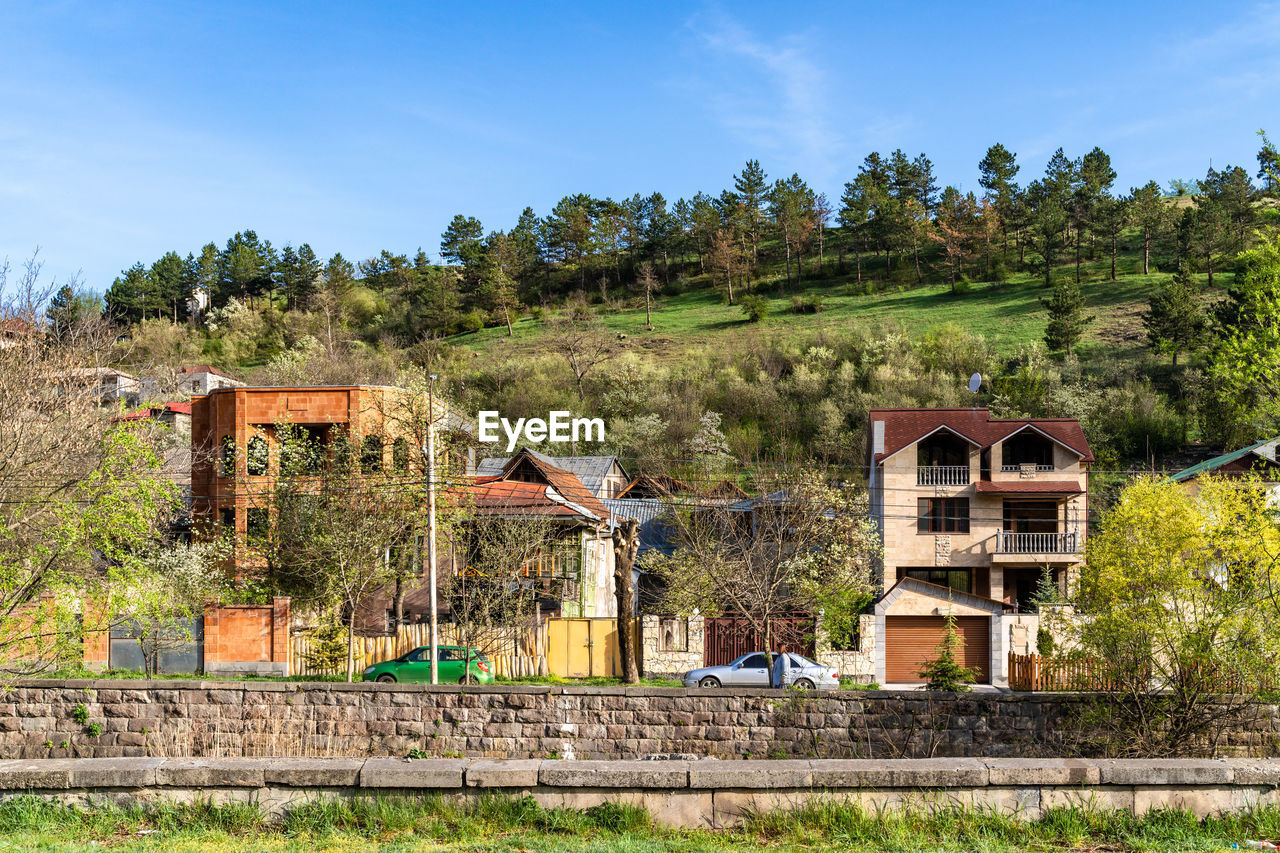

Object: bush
[740,295,770,323]
[953,276,972,294]
[990,260,1011,283]
[459,310,485,333]
[790,294,827,314]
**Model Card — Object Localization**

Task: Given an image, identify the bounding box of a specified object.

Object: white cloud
[687,9,843,180]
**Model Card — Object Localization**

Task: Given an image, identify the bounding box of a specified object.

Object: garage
[884,615,990,683]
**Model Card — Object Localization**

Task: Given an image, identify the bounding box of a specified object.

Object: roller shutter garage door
[884,615,990,684]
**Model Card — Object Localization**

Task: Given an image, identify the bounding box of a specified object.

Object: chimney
[872,420,885,456]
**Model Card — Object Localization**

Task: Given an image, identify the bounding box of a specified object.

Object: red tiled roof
[501,450,611,519]
[460,448,611,522]
[869,408,1094,463]
[974,480,1084,495]
[165,401,192,415]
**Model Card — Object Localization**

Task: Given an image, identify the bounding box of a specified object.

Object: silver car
[682,651,841,690]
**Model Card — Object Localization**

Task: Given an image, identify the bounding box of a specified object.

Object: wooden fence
[292,622,549,678]
[1008,652,1116,691]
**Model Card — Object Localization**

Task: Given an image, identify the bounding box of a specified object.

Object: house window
[246,507,269,542]
[392,437,410,473]
[659,618,688,652]
[902,567,972,594]
[918,498,970,533]
[331,432,352,473]
[1001,432,1054,469]
[219,435,236,478]
[219,507,235,529]
[360,435,384,473]
[246,435,269,477]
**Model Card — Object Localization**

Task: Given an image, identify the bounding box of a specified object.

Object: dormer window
[1001,431,1054,471]
[916,431,971,485]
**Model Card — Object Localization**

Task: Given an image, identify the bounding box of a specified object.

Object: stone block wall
[639,615,703,679]
[4,681,1280,762]
[815,614,875,684]
[4,757,1280,826]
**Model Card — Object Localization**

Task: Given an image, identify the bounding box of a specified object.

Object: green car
[362,645,494,684]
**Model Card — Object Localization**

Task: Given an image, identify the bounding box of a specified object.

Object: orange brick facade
[202,598,291,677]
[190,385,450,640]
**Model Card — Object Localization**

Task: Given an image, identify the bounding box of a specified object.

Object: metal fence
[703,614,815,666]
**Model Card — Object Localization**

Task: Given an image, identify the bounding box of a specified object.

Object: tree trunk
[346,610,356,683]
[1110,235,1118,281]
[504,306,513,336]
[612,519,640,684]
[913,243,921,283]
[1143,228,1151,275]
[393,577,405,628]
[645,288,652,330]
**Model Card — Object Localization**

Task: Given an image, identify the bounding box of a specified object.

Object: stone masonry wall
[5,681,1280,762]
[639,615,703,678]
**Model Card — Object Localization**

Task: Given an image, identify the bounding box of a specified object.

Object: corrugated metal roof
[603,497,678,557]
[1168,437,1280,482]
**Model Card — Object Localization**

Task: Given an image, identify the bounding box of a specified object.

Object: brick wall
[202,598,290,677]
[4,681,1278,761]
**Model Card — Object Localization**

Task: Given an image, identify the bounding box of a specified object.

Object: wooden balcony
[917,465,970,486]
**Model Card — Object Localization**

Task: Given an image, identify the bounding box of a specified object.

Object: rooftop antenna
[968,372,981,409]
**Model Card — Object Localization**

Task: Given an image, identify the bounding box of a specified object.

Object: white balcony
[917,465,969,486]
[997,531,1080,554]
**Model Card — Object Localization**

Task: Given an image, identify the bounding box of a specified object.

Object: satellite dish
[968,372,981,394]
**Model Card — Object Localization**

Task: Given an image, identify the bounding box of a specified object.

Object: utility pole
[427,373,439,685]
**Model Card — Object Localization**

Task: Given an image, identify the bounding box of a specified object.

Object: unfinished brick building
[191,385,452,634]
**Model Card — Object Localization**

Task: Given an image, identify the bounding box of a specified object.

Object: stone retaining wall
[1,680,1275,761]
[3,757,1280,826]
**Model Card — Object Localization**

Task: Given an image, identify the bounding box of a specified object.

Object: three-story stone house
[866,408,1092,686]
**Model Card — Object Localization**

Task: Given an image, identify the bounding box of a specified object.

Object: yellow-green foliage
[1075,474,1280,702]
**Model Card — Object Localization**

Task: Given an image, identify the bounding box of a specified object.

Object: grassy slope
[447,241,1224,365]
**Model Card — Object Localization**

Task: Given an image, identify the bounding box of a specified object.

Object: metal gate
[109,617,204,675]
[703,614,815,666]
[546,617,639,678]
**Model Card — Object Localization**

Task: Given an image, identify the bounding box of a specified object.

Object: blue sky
[2,1,1278,291]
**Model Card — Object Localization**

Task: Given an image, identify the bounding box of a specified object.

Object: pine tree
[1130,181,1171,275]
[978,143,1021,254]
[1042,277,1093,355]
[1144,263,1207,366]
[918,613,979,691]
[733,159,769,264]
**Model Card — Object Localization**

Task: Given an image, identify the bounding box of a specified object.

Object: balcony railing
[998,531,1080,554]
[917,465,970,486]
[1000,464,1056,473]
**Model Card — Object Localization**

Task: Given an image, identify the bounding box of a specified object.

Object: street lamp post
[427,373,439,685]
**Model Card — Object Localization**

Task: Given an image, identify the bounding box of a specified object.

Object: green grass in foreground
[5,793,1280,852]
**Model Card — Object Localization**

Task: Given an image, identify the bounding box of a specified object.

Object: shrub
[791,294,827,314]
[739,295,770,323]
[459,310,485,333]
[918,614,979,691]
[953,276,972,294]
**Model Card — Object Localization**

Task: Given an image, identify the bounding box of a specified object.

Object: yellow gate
[546,618,639,678]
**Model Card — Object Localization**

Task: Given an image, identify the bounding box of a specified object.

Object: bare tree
[0,256,182,676]
[646,468,880,666]
[267,423,425,681]
[612,517,641,683]
[635,261,661,331]
[446,514,558,683]
[546,303,615,402]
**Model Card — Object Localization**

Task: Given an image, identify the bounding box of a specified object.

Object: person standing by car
[771,652,789,688]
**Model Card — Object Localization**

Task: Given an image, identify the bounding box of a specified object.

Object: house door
[884,615,990,684]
